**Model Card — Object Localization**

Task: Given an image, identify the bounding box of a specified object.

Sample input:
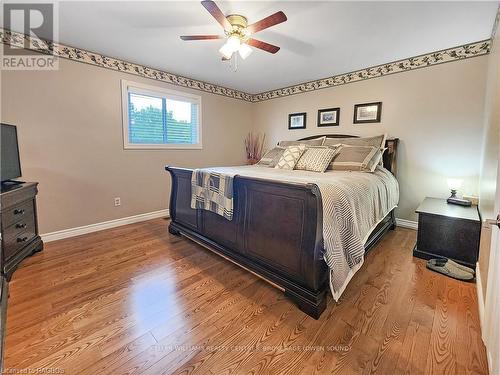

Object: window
[121,80,202,149]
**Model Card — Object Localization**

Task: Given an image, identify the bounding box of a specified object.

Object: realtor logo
[2,3,58,70]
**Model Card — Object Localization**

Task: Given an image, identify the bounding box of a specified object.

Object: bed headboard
[298,134,399,177]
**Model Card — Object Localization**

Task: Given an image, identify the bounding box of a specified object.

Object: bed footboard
[165,166,329,319]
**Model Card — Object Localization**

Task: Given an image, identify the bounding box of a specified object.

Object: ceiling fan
[180,0,287,62]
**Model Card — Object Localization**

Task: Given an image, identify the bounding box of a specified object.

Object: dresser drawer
[1,200,34,229]
[3,215,36,260]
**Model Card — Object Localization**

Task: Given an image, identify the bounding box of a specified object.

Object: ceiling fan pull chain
[229,53,238,72]
[233,54,238,72]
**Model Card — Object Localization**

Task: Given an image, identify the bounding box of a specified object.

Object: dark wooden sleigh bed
[165,135,399,319]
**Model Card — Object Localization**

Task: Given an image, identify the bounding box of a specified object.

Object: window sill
[124,144,203,150]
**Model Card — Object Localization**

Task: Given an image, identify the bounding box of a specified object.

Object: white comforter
[196,165,399,301]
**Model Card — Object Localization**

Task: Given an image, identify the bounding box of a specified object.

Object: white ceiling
[3,1,499,93]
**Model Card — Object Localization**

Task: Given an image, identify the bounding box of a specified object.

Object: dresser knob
[13,209,25,215]
[17,236,28,243]
[15,223,27,229]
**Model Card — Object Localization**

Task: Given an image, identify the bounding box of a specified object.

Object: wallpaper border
[251,39,491,102]
[0,28,492,103]
[0,28,253,102]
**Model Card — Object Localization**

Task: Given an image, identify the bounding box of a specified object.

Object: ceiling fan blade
[180,35,224,41]
[247,38,280,54]
[201,0,232,31]
[247,11,287,34]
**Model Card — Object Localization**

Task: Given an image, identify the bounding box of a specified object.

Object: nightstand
[413,197,481,268]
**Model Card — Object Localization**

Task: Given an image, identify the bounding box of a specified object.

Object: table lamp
[447,178,471,206]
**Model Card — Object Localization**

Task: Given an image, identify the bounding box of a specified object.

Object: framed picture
[317,107,340,127]
[353,102,382,124]
[288,112,307,130]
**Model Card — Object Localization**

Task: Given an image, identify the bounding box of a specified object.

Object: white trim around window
[121,80,202,149]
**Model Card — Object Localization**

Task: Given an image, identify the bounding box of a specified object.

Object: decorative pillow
[275,145,306,170]
[278,136,326,147]
[295,146,338,172]
[378,147,388,166]
[324,134,386,150]
[257,146,285,167]
[329,145,381,172]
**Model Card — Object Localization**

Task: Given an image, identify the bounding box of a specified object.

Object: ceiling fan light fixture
[238,43,252,60]
[226,35,241,52]
[219,42,234,59]
[181,2,287,64]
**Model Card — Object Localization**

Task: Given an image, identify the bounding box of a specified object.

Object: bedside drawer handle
[15,223,27,229]
[17,236,29,243]
[13,209,25,215]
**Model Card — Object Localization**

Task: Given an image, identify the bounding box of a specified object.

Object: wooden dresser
[413,197,481,268]
[0,182,43,280]
[0,277,6,371]
[0,182,43,372]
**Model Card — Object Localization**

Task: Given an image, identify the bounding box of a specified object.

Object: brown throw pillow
[329,145,382,172]
[324,134,386,150]
[278,136,326,147]
[257,146,285,167]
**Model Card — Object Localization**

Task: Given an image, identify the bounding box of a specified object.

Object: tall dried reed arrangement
[244,132,266,165]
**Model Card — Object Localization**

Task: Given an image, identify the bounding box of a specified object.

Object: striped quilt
[190,165,399,300]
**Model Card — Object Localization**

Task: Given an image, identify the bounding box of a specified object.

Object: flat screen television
[1,123,22,183]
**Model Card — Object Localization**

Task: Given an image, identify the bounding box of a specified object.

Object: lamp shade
[219,43,233,59]
[447,178,463,191]
[238,43,252,59]
[226,35,241,52]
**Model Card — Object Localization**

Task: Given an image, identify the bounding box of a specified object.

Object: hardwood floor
[4,218,488,374]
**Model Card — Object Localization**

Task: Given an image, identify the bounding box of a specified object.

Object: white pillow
[275,145,306,170]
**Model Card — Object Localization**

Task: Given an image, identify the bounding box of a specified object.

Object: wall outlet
[114,197,121,207]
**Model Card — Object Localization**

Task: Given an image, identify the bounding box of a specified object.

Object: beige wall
[478,29,500,299]
[0,51,490,234]
[251,57,489,221]
[1,58,252,233]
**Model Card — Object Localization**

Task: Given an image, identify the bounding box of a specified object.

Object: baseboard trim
[395,218,418,230]
[41,209,170,243]
[476,263,485,334]
[42,213,417,240]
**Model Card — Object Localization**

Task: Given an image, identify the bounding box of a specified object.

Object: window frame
[121,80,202,150]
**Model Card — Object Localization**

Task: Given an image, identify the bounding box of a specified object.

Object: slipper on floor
[444,258,475,275]
[426,259,474,281]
